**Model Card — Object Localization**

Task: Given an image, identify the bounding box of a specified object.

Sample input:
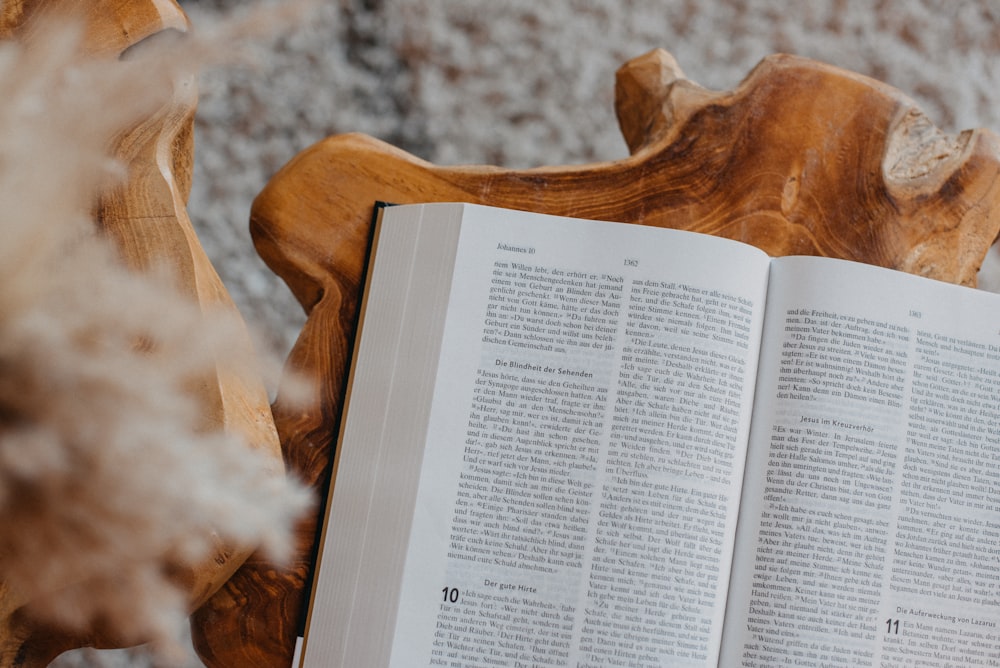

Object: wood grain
[0,2,283,665]
[191,49,1000,665]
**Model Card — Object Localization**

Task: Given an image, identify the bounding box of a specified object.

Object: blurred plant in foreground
[0,3,314,661]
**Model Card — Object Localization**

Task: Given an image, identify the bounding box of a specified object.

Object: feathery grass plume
[0,2,317,660]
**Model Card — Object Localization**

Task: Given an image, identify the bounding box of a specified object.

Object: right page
[721,255,1000,667]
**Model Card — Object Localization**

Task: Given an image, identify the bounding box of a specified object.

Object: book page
[378,204,771,667]
[721,256,1000,667]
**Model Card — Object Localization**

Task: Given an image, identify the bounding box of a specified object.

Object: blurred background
[54,0,1000,664]
[176,0,1000,365]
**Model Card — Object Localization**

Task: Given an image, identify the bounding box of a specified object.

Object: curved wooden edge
[193,50,1000,666]
[0,0,190,53]
[613,48,1000,283]
[0,1,285,664]
[253,52,1000,302]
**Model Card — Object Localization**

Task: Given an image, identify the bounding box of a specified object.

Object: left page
[302,202,772,667]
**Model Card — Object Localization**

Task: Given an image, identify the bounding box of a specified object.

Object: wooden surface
[192,49,1000,665]
[0,1,284,665]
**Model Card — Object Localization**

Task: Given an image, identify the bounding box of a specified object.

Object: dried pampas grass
[0,2,316,661]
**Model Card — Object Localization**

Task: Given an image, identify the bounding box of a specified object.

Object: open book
[298,202,1000,667]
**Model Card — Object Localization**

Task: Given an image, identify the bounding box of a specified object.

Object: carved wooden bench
[194,47,1000,667]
